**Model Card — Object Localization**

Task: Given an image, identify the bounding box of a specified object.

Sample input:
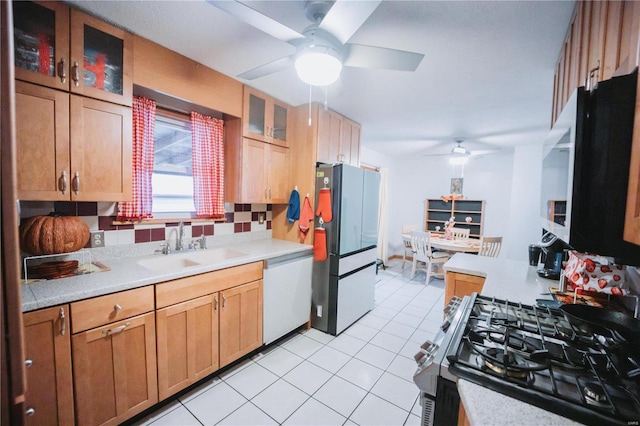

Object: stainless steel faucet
[176,219,184,251]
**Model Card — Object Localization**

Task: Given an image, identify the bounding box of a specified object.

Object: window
[152,113,195,215]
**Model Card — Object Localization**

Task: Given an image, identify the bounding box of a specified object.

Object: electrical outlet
[90,231,105,248]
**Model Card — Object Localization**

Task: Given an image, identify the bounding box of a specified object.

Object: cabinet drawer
[156,261,263,308]
[70,286,154,333]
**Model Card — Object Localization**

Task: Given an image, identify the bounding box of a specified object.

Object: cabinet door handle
[222,294,226,309]
[264,188,268,199]
[72,61,80,87]
[586,60,600,90]
[268,187,272,199]
[72,171,80,195]
[214,295,219,311]
[114,304,122,311]
[25,407,35,417]
[25,359,33,368]
[59,307,66,336]
[59,171,67,194]
[57,57,66,83]
[102,322,131,336]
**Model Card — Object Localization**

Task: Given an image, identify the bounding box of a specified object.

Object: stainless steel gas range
[413,293,640,426]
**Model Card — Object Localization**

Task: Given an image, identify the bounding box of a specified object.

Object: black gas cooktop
[447,294,640,426]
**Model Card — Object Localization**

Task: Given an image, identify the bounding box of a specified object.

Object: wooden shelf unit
[548,200,567,226]
[425,199,485,238]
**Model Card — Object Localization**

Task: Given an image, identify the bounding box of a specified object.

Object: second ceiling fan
[208,0,424,86]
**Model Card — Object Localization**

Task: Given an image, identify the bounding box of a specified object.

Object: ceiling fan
[207,0,424,86]
[423,138,499,164]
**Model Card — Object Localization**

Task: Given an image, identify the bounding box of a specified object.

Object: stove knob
[441,318,451,332]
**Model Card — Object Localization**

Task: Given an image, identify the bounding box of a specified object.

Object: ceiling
[68,0,576,159]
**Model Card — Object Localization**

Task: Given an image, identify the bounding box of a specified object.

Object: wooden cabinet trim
[70,285,154,334]
[133,35,242,117]
[155,261,263,308]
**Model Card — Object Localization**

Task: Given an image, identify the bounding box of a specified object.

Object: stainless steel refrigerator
[311,163,380,335]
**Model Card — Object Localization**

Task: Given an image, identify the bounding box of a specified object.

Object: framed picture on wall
[451,178,463,195]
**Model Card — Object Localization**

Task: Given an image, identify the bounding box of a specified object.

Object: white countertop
[444,253,581,426]
[21,238,313,312]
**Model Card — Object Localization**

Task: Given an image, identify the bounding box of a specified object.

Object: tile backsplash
[19,201,272,249]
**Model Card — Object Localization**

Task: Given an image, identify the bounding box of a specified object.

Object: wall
[19,201,272,250]
[504,144,544,261]
[361,144,543,262]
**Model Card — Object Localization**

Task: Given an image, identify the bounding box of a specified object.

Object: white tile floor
[133,260,444,426]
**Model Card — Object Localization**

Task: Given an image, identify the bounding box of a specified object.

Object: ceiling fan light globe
[295,51,342,86]
[449,156,469,165]
[452,146,467,155]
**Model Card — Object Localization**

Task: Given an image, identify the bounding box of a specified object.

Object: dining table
[401,232,481,254]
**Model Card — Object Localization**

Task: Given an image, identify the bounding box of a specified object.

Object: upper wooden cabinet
[13,1,133,106]
[226,114,291,204]
[236,139,289,204]
[552,1,640,123]
[15,81,132,201]
[243,86,291,147]
[316,106,361,166]
[23,305,74,426]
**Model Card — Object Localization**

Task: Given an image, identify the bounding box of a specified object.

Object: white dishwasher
[263,252,313,345]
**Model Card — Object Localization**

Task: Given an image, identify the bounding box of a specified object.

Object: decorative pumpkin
[19,214,90,255]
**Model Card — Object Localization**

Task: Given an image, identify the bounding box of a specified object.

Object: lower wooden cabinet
[445,272,486,306]
[72,312,157,426]
[23,262,266,423]
[220,280,263,367]
[23,305,74,426]
[156,294,219,400]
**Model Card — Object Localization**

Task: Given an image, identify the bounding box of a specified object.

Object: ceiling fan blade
[319,0,381,45]
[344,44,424,71]
[470,149,500,156]
[237,56,293,80]
[207,0,303,43]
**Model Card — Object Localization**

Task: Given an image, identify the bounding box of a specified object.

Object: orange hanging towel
[315,188,332,223]
[314,228,327,261]
[299,195,314,242]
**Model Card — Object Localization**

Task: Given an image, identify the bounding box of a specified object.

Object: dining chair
[410,230,451,284]
[450,227,470,240]
[401,224,418,268]
[478,236,502,257]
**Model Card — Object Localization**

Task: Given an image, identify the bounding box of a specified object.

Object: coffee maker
[536,232,566,280]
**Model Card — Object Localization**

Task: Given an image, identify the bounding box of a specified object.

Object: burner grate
[447,294,640,426]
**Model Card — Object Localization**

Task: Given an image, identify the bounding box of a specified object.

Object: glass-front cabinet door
[13,1,70,91]
[243,86,290,147]
[70,9,132,106]
[13,2,132,106]
[272,100,289,146]
[246,92,267,140]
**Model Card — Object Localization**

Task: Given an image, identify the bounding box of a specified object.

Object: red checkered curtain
[117,97,156,220]
[190,112,225,218]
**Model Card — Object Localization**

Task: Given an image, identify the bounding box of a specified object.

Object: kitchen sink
[137,248,248,273]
